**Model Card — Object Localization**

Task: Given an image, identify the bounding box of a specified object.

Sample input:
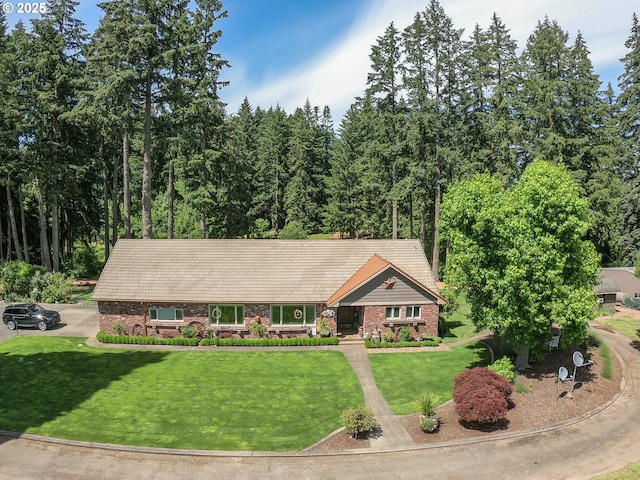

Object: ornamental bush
[488,357,516,383]
[399,326,413,342]
[453,367,513,424]
[341,406,377,439]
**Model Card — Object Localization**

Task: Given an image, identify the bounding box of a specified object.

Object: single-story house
[598,267,640,304]
[596,275,622,304]
[92,239,445,340]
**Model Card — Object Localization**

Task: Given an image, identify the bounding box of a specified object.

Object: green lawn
[368,342,492,414]
[593,461,640,480]
[0,337,363,451]
[596,315,640,342]
[441,293,487,343]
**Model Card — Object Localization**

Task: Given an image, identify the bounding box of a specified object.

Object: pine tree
[252,106,290,234]
[518,18,572,165]
[402,0,465,279]
[367,22,403,239]
[617,13,640,182]
[617,13,640,264]
[27,0,89,270]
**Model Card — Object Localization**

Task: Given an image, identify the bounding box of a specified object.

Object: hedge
[96,332,199,346]
[200,337,340,347]
[365,339,441,349]
[96,332,339,347]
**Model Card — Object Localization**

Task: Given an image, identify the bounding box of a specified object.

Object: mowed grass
[0,337,363,451]
[369,342,492,414]
[596,315,640,342]
[441,293,488,343]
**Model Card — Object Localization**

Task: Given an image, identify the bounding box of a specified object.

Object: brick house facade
[93,239,445,340]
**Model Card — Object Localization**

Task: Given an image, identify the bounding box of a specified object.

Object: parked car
[2,303,61,331]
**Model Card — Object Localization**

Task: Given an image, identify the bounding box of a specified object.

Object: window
[270,305,315,325]
[210,305,244,325]
[149,308,183,321]
[385,306,400,319]
[406,306,421,319]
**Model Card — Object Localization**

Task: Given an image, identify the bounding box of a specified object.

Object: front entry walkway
[340,344,414,448]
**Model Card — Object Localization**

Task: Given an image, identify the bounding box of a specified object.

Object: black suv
[2,303,61,331]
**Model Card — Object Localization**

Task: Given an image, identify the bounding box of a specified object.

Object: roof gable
[326,254,445,306]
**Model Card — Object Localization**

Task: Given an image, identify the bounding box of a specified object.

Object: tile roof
[92,239,439,304]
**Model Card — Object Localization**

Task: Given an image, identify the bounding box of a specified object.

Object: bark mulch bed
[307,344,622,452]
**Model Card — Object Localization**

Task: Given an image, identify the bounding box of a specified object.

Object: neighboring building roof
[599,268,640,301]
[92,239,440,304]
[596,276,622,295]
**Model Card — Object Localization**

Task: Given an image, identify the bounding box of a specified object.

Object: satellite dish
[558,366,569,381]
[573,351,584,367]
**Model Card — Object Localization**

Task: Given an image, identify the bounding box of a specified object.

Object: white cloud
[221,0,638,122]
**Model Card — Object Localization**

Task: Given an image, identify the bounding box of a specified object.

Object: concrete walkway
[340,345,414,448]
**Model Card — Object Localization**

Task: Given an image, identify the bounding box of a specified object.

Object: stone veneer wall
[362,303,439,339]
[98,301,330,338]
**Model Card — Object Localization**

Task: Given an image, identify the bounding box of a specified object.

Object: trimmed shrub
[488,357,516,383]
[180,326,200,338]
[399,326,412,342]
[200,337,339,347]
[365,339,440,348]
[453,367,513,424]
[341,406,377,439]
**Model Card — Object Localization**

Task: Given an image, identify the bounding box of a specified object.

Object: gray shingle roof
[92,239,438,304]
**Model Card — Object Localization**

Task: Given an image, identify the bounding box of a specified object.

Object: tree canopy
[439,160,600,368]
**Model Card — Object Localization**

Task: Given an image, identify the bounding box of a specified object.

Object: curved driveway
[0,305,639,479]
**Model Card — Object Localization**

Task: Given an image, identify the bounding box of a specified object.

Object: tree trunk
[200,128,207,239]
[514,344,531,371]
[4,216,9,260]
[37,180,52,271]
[6,183,24,262]
[167,156,174,239]
[18,186,29,262]
[123,132,131,239]
[112,152,119,249]
[103,161,110,260]
[0,215,4,260]
[392,161,398,240]
[431,162,441,282]
[142,74,153,239]
[51,193,59,272]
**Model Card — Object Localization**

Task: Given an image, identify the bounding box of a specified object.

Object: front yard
[368,342,492,414]
[0,337,363,451]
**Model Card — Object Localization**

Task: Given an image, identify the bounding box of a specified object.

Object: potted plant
[317,318,331,337]
[413,391,440,433]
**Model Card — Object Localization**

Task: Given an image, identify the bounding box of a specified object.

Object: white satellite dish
[573,351,584,367]
[558,366,569,381]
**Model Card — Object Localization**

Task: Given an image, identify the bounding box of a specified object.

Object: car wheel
[6,320,16,330]
[37,320,47,331]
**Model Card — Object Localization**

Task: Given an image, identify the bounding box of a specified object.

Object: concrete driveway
[0,303,99,342]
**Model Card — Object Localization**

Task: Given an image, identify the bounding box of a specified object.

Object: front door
[337,306,361,335]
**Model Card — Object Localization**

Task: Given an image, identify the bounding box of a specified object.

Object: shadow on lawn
[463,342,493,369]
[0,343,168,434]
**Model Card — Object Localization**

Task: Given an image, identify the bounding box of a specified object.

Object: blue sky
[5,0,639,123]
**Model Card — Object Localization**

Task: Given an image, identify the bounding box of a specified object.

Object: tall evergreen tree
[367,22,403,239]
[27,0,89,271]
[402,0,465,279]
[617,13,640,264]
[252,106,289,234]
